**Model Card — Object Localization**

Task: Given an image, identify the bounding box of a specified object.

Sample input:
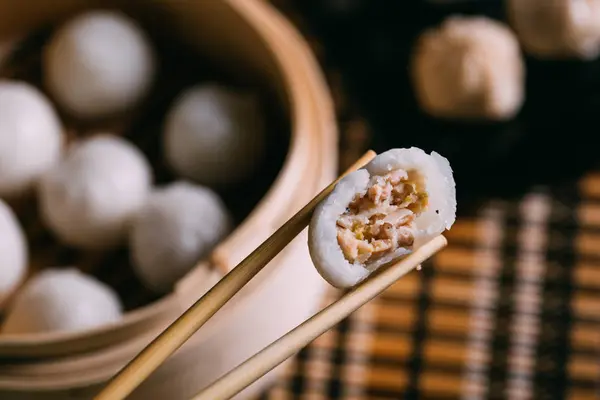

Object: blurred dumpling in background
[0,199,27,308]
[507,0,600,60]
[1,268,122,335]
[163,84,265,186]
[410,16,525,121]
[44,10,156,119]
[38,135,152,250]
[129,181,232,293]
[0,80,64,198]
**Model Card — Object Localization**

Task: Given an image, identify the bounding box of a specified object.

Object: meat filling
[336,169,428,266]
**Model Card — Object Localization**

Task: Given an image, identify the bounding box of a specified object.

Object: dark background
[276,0,600,211]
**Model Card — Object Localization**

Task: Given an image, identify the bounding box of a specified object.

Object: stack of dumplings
[0,9,265,335]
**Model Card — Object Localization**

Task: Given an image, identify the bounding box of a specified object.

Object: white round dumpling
[308,147,456,289]
[507,0,600,60]
[0,199,27,306]
[129,181,233,293]
[1,268,122,335]
[0,80,64,198]
[163,84,265,186]
[43,10,156,119]
[38,135,152,250]
[411,16,524,121]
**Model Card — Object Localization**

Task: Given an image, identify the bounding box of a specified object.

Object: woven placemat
[255,2,600,399]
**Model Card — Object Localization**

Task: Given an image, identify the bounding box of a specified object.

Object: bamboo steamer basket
[0,0,338,398]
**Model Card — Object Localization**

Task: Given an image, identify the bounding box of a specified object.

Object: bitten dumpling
[0,80,64,198]
[507,0,600,60]
[38,135,152,250]
[0,199,27,307]
[163,84,265,186]
[1,269,123,335]
[129,181,233,293]
[308,148,456,289]
[43,10,156,119]
[411,16,525,121]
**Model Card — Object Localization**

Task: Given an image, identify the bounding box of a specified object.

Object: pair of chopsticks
[94,150,448,400]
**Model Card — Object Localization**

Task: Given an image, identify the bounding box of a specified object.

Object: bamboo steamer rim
[0,0,337,354]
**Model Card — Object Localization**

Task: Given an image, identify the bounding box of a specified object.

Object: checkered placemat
[255,2,600,399]
[257,176,600,400]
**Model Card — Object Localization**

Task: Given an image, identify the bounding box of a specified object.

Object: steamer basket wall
[0,0,338,399]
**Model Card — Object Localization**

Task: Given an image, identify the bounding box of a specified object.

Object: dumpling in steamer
[0,199,27,307]
[308,148,456,289]
[163,84,265,186]
[129,181,233,293]
[38,135,152,250]
[1,268,123,335]
[43,10,156,119]
[0,80,64,198]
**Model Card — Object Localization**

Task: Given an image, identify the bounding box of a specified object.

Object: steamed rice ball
[163,84,265,186]
[0,80,64,197]
[308,147,456,289]
[507,0,600,60]
[1,268,123,335]
[129,181,232,293]
[43,10,156,119]
[39,135,152,250]
[0,199,27,307]
[411,16,525,121]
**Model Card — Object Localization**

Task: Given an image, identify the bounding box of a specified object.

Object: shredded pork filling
[336,169,428,266]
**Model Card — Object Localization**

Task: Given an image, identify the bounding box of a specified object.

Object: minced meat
[336,169,428,265]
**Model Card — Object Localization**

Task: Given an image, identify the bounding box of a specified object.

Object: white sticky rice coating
[163,84,265,186]
[308,148,456,289]
[0,80,64,197]
[43,10,156,119]
[129,181,233,293]
[38,135,152,250]
[1,268,123,335]
[0,199,27,306]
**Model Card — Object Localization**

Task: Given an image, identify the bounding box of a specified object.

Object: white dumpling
[163,84,265,186]
[1,268,122,335]
[129,181,232,293]
[507,0,600,60]
[0,199,27,307]
[411,16,524,121]
[38,135,152,250]
[0,80,64,198]
[43,10,156,119]
[308,148,456,289]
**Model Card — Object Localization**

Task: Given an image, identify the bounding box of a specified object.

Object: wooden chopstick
[93,150,377,400]
[191,235,448,400]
